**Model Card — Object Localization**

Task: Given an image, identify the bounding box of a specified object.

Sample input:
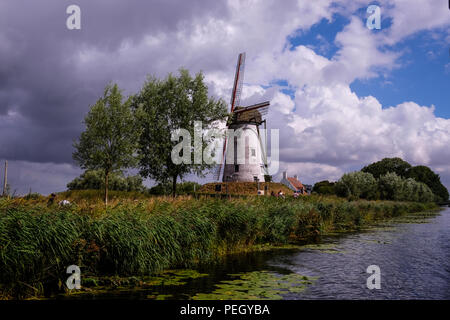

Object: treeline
[67,170,145,192]
[66,169,201,196]
[313,158,449,202]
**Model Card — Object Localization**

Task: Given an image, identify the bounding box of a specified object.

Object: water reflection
[271,208,450,299]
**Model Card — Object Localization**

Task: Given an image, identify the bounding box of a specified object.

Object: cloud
[0,159,82,195]
[237,82,450,186]
[0,0,449,194]
[382,0,450,45]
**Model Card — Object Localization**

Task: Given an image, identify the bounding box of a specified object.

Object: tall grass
[0,195,437,298]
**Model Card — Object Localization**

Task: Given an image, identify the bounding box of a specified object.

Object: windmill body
[216,53,270,183]
[222,122,265,182]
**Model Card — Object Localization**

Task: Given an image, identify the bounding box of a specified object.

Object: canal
[61,208,450,300]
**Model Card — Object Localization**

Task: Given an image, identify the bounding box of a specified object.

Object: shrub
[378,172,404,200]
[312,181,335,195]
[67,170,145,192]
[335,171,377,200]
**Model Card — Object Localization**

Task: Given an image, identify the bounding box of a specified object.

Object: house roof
[287,177,305,191]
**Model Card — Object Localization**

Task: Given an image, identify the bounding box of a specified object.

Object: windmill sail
[214,52,246,180]
[230,53,246,112]
[214,52,270,182]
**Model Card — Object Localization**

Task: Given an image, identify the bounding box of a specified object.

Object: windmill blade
[234,101,270,113]
[256,123,268,175]
[230,52,246,113]
[214,134,228,181]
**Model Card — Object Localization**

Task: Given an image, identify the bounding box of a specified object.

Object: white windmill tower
[214,53,270,183]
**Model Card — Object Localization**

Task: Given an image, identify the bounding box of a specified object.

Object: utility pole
[2,160,7,197]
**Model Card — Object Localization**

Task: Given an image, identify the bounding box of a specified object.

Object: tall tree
[406,165,449,201]
[361,157,412,179]
[133,69,227,197]
[73,84,138,204]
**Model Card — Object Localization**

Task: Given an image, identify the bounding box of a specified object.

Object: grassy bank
[0,194,437,298]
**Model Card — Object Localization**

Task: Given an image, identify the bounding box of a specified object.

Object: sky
[0,0,449,195]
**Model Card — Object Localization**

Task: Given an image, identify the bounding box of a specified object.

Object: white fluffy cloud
[2,0,450,193]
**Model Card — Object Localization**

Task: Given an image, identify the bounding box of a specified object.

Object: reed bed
[0,194,437,298]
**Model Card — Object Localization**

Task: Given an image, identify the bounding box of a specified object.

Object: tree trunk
[172,175,177,198]
[105,170,109,205]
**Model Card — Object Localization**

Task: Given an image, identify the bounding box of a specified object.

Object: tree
[406,166,449,202]
[361,157,412,179]
[378,172,403,200]
[312,180,335,195]
[132,69,228,197]
[376,172,434,202]
[67,170,145,192]
[73,84,139,204]
[335,171,377,200]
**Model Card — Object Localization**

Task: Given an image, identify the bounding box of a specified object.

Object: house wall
[280,172,296,192]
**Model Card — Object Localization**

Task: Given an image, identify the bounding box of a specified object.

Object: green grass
[0,194,438,299]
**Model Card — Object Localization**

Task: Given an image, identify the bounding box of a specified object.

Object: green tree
[73,84,139,204]
[377,173,434,202]
[361,157,412,179]
[133,69,228,197]
[312,180,335,195]
[406,166,449,201]
[378,172,404,200]
[335,171,377,200]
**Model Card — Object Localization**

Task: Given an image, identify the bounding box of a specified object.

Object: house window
[251,148,256,157]
[234,165,239,172]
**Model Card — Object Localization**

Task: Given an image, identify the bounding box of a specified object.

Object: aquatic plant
[0,195,437,298]
[192,271,318,300]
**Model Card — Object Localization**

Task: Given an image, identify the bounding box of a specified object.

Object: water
[276,208,450,299]
[63,208,450,300]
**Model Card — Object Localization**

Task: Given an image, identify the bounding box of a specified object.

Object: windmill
[214,52,270,182]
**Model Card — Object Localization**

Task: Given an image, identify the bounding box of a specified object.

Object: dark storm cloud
[0,0,229,164]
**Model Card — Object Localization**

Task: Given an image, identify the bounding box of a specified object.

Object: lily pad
[192,271,318,300]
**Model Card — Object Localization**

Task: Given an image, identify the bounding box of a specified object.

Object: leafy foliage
[378,172,404,200]
[312,180,335,195]
[361,157,412,179]
[132,69,228,196]
[406,166,449,201]
[378,172,434,202]
[361,158,448,201]
[67,170,145,192]
[73,84,139,204]
[335,171,378,200]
